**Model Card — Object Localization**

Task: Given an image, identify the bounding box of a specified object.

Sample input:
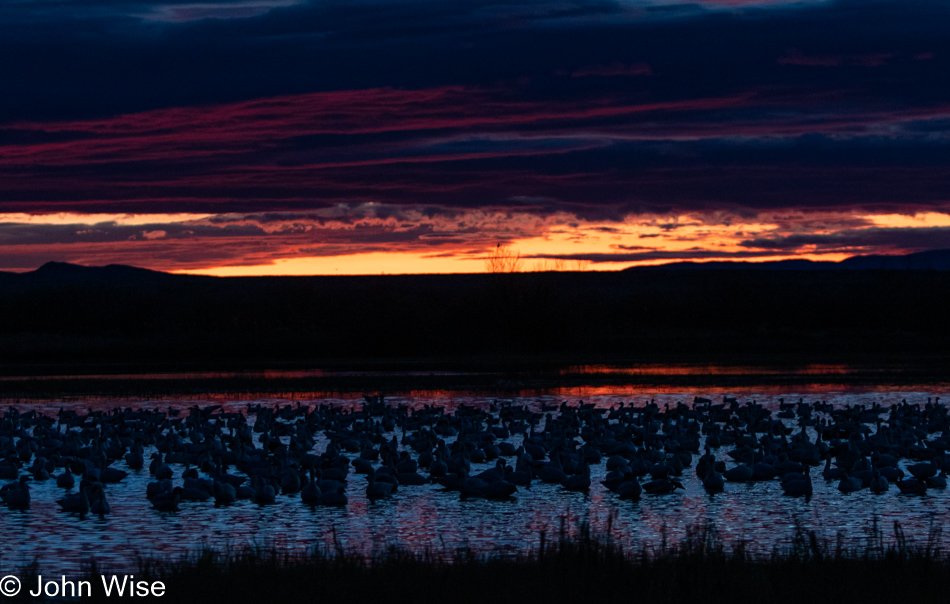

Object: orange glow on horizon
[1,210,942,276]
[173,252,489,276]
[866,212,950,228]
[173,213,861,275]
[173,250,855,277]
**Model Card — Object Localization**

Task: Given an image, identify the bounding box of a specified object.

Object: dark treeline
[1,262,949,371]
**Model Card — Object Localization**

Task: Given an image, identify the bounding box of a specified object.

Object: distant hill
[18,261,182,282]
[2,249,947,285]
[633,249,950,271]
[0,261,207,291]
[839,249,950,270]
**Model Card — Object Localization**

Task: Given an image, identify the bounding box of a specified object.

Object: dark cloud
[777,50,894,68]
[1,0,949,122]
[0,221,267,246]
[0,208,549,270]
[570,62,652,77]
[1,0,950,269]
[740,226,950,251]
[4,89,950,219]
[524,249,795,263]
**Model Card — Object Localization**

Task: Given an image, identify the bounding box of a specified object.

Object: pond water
[1,376,949,574]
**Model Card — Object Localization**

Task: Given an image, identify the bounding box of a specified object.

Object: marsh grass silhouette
[14,519,950,604]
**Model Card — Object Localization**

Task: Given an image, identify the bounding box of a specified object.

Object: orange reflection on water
[562,363,854,376]
[0,370,330,382]
[0,369,479,382]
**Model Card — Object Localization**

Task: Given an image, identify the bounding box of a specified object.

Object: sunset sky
[1,0,949,275]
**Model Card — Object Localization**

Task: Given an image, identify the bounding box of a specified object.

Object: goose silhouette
[474,460,507,483]
[896,476,927,495]
[0,458,19,480]
[0,476,30,509]
[353,458,374,475]
[300,471,322,505]
[99,463,128,484]
[723,464,753,483]
[780,468,812,497]
[617,474,642,500]
[253,478,277,505]
[150,487,183,512]
[642,478,683,495]
[907,462,937,480]
[483,478,517,501]
[318,485,348,507]
[869,469,889,494]
[213,480,237,505]
[601,469,628,492]
[125,443,145,470]
[459,470,490,500]
[57,483,91,518]
[435,471,463,492]
[926,470,947,489]
[89,484,110,517]
[31,458,51,481]
[366,474,395,501]
[280,470,302,495]
[702,467,725,494]
[505,464,533,488]
[427,453,448,478]
[837,473,862,493]
[562,460,591,492]
[150,453,173,481]
[538,454,567,484]
[822,458,848,481]
[56,466,76,489]
[181,481,213,502]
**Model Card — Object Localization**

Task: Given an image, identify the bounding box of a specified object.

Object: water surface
[1,377,948,573]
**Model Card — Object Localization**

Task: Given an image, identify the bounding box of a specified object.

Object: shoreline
[1,357,948,399]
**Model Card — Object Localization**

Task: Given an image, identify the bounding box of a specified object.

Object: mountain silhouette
[631,249,950,271]
[30,261,180,282]
[3,249,949,286]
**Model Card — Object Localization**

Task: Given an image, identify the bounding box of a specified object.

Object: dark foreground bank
[10,522,950,604]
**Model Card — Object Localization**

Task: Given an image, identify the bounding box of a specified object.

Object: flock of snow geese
[0,394,948,517]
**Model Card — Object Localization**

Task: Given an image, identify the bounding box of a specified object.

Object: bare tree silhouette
[572,259,591,271]
[485,244,523,273]
[533,259,567,272]
[532,258,590,272]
